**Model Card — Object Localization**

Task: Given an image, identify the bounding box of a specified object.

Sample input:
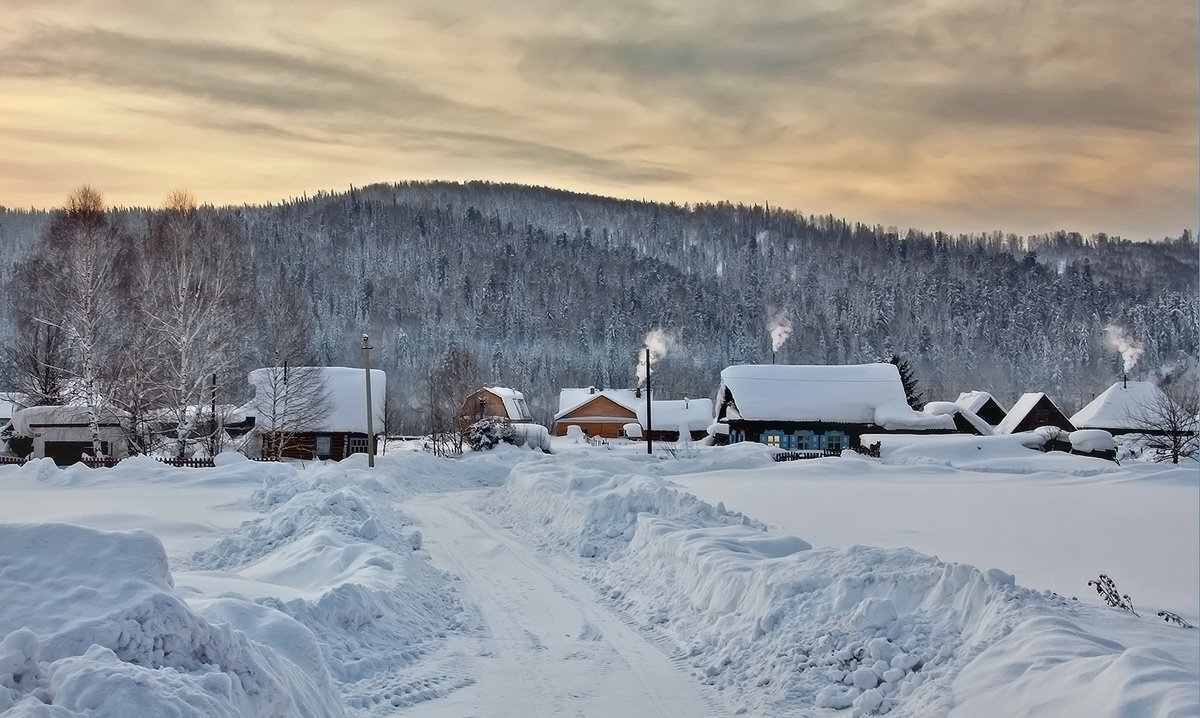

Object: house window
[824,431,847,453]
[730,429,745,444]
[347,436,369,455]
[514,398,530,421]
[794,431,815,451]
[763,431,783,448]
[314,436,332,458]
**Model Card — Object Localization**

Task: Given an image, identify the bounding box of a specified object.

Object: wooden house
[245,366,386,461]
[552,388,713,441]
[553,388,642,439]
[715,363,956,453]
[459,387,533,429]
[954,391,1008,427]
[994,393,1075,435]
[8,404,130,465]
[1070,381,1167,435]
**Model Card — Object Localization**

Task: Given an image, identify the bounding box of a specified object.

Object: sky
[1,1,1196,240]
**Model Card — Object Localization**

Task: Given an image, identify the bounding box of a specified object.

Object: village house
[954,391,1008,427]
[994,393,1075,435]
[243,366,386,461]
[1070,380,1167,435]
[714,363,956,452]
[459,386,533,429]
[553,387,713,441]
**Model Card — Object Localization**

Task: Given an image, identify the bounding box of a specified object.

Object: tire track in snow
[405,489,729,718]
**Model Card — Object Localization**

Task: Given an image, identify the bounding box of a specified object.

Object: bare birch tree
[9,187,129,456]
[141,192,252,458]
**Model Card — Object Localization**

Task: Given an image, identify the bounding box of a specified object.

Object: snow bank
[0,446,520,716]
[0,523,344,716]
[486,451,1197,716]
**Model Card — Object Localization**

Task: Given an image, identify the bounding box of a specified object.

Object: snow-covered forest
[0,181,1195,432]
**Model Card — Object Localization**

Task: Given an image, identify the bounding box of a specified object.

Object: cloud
[0,0,1194,238]
[0,26,469,119]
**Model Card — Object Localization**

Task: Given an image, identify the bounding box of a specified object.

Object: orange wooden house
[553,387,642,439]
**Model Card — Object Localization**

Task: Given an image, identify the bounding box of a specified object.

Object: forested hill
[1,181,1196,430]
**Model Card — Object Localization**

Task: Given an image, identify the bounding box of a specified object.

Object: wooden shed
[459,387,533,429]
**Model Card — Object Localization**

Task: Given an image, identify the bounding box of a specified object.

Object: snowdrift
[488,451,1198,716]
[0,523,344,717]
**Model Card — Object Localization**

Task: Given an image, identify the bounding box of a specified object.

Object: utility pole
[362,334,375,468]
[645,346,652,456]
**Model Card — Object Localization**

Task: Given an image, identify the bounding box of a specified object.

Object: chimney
[635,386,642,399]
[1123,373,1128,389]
[589,386,596,395]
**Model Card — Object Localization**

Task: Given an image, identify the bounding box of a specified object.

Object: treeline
[0,181,1195,433]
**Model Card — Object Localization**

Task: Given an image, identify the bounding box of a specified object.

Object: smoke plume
[1104,324,1144,373]
[636,328,672,387]
[768,310,793,353]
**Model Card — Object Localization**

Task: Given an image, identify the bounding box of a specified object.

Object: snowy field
[0,439,1195,716]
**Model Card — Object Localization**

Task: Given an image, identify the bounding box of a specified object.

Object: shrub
[465,418,517,451]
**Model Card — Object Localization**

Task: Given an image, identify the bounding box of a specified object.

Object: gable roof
[718,363,954,431]
[554,389,713,431]
[994,392,1074,434]
[1071,381,1166,430]
[955,391,1006,418]
[555,388,641,420]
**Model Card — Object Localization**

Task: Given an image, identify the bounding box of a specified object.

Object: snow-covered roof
[995,393,1042,434]
[247,366,386,433]
[719,364,954,431]
[555,388,640,420]
[1070,381,1166,431]
[483,387,532,421]
[955,391,1005,417]
[637,398,714,432]
[10,404,128,436]
[554,388,713,431]
[923,401,994,436]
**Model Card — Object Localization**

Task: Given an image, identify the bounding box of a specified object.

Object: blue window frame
[794,431,816,451]
[823,431,848,453]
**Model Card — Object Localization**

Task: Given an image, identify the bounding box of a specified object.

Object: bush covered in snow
[464,418,518,451]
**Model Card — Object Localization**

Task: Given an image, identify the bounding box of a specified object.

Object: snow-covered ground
[0,438,1195,716]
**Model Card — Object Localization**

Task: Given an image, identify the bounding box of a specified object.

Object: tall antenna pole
[645,346,652,455]
[362,334,375,468]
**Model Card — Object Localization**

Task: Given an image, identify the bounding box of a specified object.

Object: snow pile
[0,449,519,716]
[0,523,344,717]
[487,450,1197,716]
[1070,429,1116,453]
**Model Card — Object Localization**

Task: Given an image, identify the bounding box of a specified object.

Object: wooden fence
[0,455,281,469]
[772,449,842,462]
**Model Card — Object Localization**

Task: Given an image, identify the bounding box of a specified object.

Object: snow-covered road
[404,490,726,718]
